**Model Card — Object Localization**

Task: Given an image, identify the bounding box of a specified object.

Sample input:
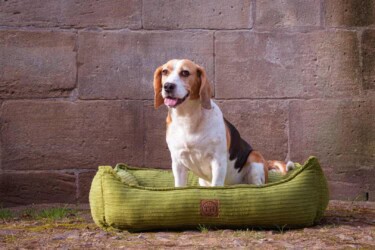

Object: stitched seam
[115,157,317,191]
[100,170,108,228]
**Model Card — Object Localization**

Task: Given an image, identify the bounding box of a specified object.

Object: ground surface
[0,201,374,249]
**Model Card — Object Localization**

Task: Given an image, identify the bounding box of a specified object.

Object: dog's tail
[268,160,295,174]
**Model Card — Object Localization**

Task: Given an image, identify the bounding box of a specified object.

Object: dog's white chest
[167,127,220,179]
[166,104,226,180]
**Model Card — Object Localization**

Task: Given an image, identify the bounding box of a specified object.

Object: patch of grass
[55,222,93,230]
[233,230,245,237]
[253,231,267,240]
[37,206,76,220]
[275,224,288,234]
[324,223,337,229]
[20,207,38,219]
[0,208,14,220]
[197,224,209,233]
[25,222,93,232]
[26,224,54,232]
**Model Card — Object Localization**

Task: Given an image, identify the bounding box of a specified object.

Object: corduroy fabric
[89,156,329,231]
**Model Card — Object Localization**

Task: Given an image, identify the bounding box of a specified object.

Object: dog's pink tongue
[164,98,178,107]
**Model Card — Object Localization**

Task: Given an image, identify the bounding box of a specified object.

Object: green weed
[197,224,209,233]
[37,206,76,220]
[0,208,13,220]
[20,207,38,219]
[275,224,288,234]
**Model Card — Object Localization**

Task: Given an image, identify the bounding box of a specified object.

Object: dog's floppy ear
[153,66,164,109]
[197,66,212,109]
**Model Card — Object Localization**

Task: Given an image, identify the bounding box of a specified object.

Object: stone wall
[0,0,374,206]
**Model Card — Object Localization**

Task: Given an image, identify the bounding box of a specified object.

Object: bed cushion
[89,156,329,231]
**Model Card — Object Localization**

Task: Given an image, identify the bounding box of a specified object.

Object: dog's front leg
[210,156,227,186]
[172,159,188,187]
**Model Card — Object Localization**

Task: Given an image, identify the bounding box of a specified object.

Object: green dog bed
[89,156,328,231]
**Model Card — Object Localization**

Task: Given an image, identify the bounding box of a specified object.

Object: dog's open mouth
[164,93,189,108]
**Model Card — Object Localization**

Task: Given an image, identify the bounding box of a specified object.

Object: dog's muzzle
[164,92,190,108]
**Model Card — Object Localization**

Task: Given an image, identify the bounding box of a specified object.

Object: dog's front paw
[199,178,211,187]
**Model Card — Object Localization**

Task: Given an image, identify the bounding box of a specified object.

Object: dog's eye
[180,70,190,77]
[162,69,169,75]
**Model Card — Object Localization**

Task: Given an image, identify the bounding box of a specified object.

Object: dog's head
[153,59,212,110]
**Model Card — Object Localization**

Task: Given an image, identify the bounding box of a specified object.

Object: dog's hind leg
[246,151,268,185]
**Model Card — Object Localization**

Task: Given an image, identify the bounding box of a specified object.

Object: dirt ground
[0,201,374,249]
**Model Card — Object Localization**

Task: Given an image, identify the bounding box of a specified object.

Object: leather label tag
[200,200,219,217]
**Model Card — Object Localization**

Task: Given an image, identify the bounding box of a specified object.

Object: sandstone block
[0,172,76,206]
[255,0,321,29]
[325,0,375,27]
[215,30,360,99]
[143,0,252,29]
[78,30,214,100]
[1,100,144,170]
[289,99,374,167]
[143,102,171,169]
[325,166,374,201]
[0,30,76,98]
[289,99,375,199]
[362,30,375,90]
[0,0,141,29]
[78,171,96,203]
[328,181,372,201]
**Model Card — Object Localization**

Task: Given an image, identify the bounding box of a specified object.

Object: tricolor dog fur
[153,59,294,187]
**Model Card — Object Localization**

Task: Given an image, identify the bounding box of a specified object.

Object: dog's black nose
[164,82,176,93]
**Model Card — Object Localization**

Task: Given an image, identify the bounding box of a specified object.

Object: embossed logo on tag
[200,200,219,217]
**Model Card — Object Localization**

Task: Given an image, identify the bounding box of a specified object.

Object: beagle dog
[153,59,294,187]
